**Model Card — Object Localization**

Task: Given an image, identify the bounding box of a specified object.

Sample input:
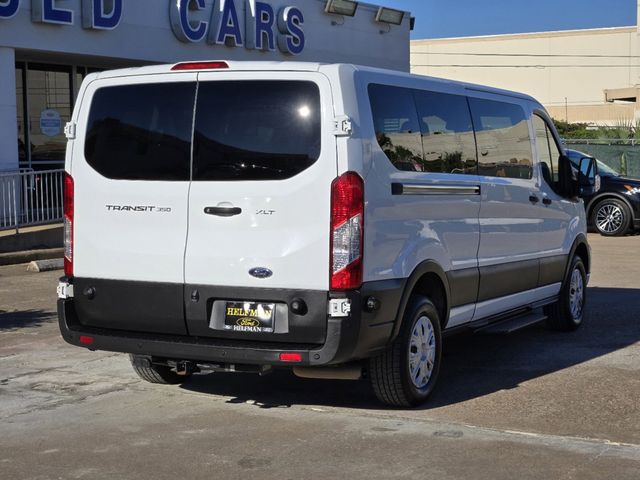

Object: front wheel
[545,256,587,331]
[591,198,631,236]
[368,296,442,407]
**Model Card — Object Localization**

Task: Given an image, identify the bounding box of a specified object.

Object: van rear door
[183,72,337,343]
[72,74,197,335]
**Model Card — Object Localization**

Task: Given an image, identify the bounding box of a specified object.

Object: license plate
[224,301,275,333]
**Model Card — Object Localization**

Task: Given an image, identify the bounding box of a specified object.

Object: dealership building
[411,4,640,127]
[0,0,410,173]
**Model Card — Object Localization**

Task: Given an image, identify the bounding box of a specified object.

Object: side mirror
[558,154,578,198]
[577,156,600,196]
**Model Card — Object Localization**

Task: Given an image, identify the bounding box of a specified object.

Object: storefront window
[15,65,25,163]
[16,63,104,169]
[26,64,72,169]
[75,66,86,101]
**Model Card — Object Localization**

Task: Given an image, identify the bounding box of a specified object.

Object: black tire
[590,198,631,236]
[545,256,587,331]
[368,296,442,407]
[129,355,188,385]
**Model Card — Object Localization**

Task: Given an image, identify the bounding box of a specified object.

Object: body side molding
[391,183,481,196]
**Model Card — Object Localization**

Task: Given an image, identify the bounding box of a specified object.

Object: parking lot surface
[1,233,639,479]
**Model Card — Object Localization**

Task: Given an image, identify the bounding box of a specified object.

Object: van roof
[91,61,324,79]
[89,60,539,105]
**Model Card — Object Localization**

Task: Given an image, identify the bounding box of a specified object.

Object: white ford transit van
[57,61,597,407]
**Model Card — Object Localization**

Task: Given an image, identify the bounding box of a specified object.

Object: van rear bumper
[57,279,402,366]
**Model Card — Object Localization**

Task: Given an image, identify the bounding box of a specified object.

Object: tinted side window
[469,98,533,179]
[85,83,196,181]
[368,84,423,172]
[413,90,477,174]
[533,114,560,187]
[193,81,320,181]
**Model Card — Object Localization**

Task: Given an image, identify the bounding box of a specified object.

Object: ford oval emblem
[249,267,273,279]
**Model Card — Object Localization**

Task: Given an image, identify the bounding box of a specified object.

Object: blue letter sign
[0,0,19,19]
[253,1,275,51]
[277,6,304,55]
[31,0,74,25]
[170,0,208,43]
[82,0,122,30]
[211,0,243,46]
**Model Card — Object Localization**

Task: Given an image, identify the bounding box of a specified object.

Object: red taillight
[279,353,302,362]
[79,335,94,345]
[63,173,74,277]
[171,61,229,71]
[330,172,364,290]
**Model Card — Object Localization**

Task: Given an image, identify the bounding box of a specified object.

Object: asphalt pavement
[1,233,639,479]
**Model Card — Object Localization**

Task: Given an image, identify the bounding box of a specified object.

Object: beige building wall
[411,25,640,126]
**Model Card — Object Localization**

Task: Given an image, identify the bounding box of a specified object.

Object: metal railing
[0,168,65,231]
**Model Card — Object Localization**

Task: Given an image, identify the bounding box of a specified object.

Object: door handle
[529,195,540,204]
[204,206,242,217]
[542,198,552,206]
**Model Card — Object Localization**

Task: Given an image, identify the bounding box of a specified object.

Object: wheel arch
[586,192,635,222]
[388,260,451,344]
[567,233,591,277]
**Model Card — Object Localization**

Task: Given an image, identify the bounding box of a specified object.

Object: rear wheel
[369,296,442,407]
[591,198,631,236]
[545,256,587,331]
[129,355,189,384]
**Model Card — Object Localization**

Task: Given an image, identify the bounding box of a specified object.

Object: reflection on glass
[470,98,533,180]
[298,105,311,118]
[369,84,423,172]
[533,115,558,185]
[414,90,477,174]
[27,66,71,168]
[85,83,195,181]
[16,66,25,163]
[75,67,85,103]
[194,81,321,181]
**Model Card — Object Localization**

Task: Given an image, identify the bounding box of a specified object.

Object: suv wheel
[368,296,442,407]
[129,355,189,384]
[545,256,587,331]
[591,198,631,236]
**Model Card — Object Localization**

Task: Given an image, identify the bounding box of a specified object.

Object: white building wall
[411,27,639,125]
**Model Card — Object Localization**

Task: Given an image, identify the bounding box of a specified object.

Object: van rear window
[193,81,321,181]
[84,83,196,181]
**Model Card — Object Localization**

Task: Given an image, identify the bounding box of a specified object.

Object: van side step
[475,312,547,334]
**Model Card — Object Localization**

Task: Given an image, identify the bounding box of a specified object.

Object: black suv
[567,149,640,236]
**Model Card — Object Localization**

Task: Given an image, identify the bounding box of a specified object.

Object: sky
[379,0,637,39]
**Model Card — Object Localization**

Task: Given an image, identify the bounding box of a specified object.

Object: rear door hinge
[328,298,351,317]
[333,115,353,137]
[57,281,74,299]
[64,122,76,140]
